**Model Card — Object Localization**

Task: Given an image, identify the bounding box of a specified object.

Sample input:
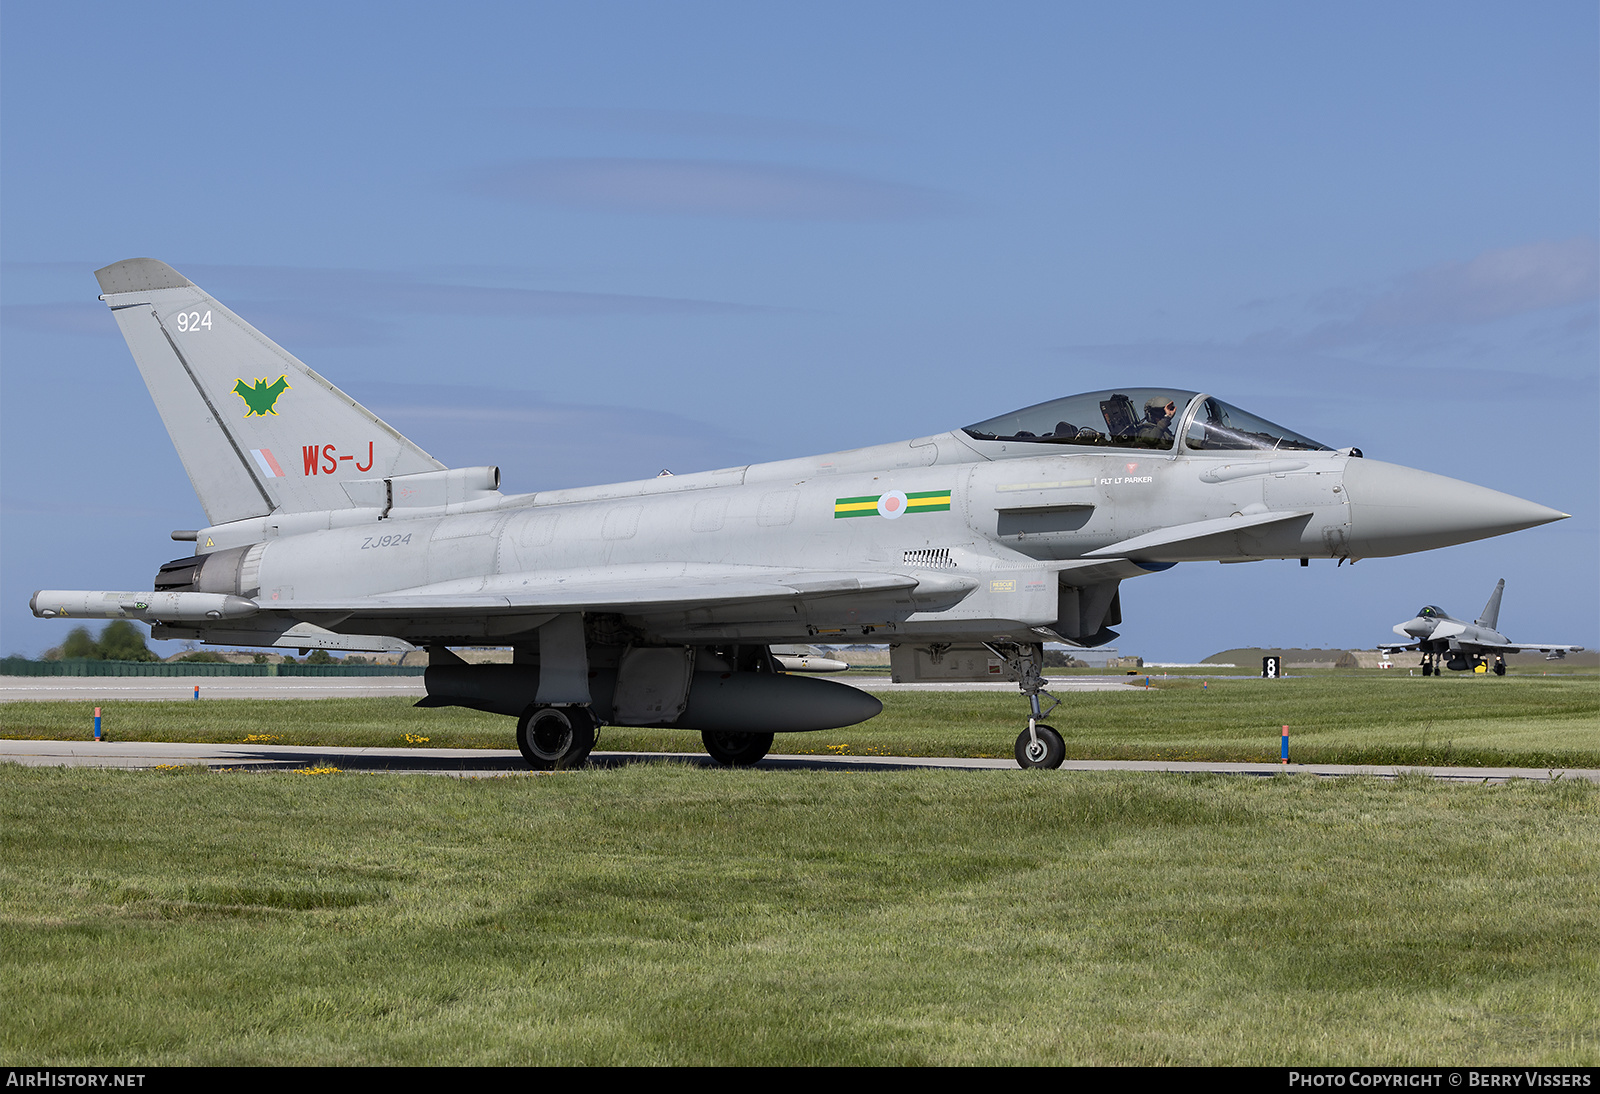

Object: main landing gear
[516,705,597,770]
[701,730,775,767]
[988,642,1067,770]
[1419,652,1506,676]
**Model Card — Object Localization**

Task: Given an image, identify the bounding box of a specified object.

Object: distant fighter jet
[1382,579,1585,676]
[31,259,1571,768]
[769,645,851,673]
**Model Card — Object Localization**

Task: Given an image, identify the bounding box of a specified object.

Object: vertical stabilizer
[94,258,444,525]
[1476,578,1506,630]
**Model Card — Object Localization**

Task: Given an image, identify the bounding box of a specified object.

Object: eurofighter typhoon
[31,259,1571,768]
[1382,579,1585,676]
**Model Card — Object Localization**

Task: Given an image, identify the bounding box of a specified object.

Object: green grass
[1,765,1595,1065]
[4,674,1596,768]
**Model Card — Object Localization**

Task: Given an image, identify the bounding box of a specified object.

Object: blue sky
[3,2,1595,662]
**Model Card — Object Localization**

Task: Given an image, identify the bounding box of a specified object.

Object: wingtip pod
[94,258,192,295]
[31,590,258,622]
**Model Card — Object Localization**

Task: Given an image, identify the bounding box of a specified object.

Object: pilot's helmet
[1145,395,1175,417]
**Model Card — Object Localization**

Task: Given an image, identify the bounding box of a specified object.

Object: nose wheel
[1015,724,1065,768]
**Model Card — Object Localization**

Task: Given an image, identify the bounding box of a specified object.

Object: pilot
[1137,396,1178,443]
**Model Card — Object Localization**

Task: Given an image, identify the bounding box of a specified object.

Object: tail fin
[95,258,443,525]
[1476,578,1505,630]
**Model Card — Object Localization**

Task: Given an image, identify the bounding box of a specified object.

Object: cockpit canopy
[963,389,1332,454]
[1418,606,1447,619]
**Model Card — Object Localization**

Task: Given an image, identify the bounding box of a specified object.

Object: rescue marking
[834,489,951,518]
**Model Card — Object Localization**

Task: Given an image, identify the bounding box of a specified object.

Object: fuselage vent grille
[902,547,956,568]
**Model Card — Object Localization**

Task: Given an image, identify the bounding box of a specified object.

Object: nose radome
[1343,459,1568,558]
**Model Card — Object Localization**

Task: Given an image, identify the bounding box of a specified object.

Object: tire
[516,706,597,770]
[1493,661,1506,676]
[702,730,775,767]
[1014,724,1065,769]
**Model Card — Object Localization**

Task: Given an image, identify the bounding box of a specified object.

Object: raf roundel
[877,490,908,520]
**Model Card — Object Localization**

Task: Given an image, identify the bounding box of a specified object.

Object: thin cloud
[469,158,961,220]
[1055,337,1588,405]
[362,382,770,489]
[1311,238,1598,344]
[2,265,783,350]
[180,264,781,318]
[4,261,780,318]
[1059,239,1600,390]
[0,302,118,338]
[514,107,877,145]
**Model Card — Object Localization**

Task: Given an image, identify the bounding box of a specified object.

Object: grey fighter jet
[1382,580,1585,676]
[769,645,851,673]
[31,259,1571,768]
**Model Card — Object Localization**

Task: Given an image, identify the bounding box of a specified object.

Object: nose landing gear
[987,642,1067,769]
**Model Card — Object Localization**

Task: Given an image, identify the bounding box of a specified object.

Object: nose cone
[1395,618,1432,638]
[1344,459,1568,558]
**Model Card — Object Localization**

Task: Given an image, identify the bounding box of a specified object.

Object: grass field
[2,765,1597,1065]
[3,674,1596,768]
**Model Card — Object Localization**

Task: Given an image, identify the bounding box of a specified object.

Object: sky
[2,1,1595,663]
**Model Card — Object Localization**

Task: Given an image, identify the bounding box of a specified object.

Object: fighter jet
[1382,579,1585,676]
[769,645,851,673]
[30,259,1571,769]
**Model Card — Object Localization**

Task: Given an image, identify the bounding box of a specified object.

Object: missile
[30,590,259,623]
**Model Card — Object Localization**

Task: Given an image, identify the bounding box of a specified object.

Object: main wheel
[516,705,597,770]
[702,730,775,767]
[1015,724,1065,769]
[1493,660,1506,676]
[1421,661,1432,676]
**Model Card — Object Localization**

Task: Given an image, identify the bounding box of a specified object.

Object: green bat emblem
[232,375,290,416]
